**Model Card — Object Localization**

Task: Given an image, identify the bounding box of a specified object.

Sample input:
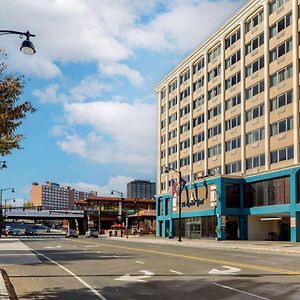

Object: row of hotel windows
[162,50,292,114]
[162,144,294,176]
[161,8,293,100]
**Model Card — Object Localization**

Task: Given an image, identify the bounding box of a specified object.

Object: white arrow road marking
[115,270,154,282]
[209,266,241,275]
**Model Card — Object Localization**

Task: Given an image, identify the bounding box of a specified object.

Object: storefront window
[226,184,240,208]
[244,176,290,207]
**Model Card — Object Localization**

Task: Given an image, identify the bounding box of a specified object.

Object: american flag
[170,178,178,197]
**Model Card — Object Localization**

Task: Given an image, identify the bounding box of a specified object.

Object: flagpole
[178,170,182,242]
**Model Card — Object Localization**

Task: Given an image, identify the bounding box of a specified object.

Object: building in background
[127,180,156,199]
[156,0,300,242]
[31,181,96,210]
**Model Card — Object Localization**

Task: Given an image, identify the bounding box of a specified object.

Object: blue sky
[0,0,245,204]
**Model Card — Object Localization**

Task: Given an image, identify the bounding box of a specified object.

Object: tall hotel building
[156,0,300,242]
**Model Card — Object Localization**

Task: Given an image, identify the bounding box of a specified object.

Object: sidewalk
[103,235,300,255]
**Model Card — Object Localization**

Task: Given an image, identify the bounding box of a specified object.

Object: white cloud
[62,175,134,196]
[100,63,144,86]
[57,99,156,173]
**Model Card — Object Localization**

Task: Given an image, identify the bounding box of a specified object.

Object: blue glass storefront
[156,166,300,242]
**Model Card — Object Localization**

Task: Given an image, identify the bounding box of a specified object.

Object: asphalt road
[3,237,300,300]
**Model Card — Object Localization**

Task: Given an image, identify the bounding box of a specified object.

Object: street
[1,237,300,299]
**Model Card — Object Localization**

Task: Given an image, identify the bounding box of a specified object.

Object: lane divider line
[69,239,300,276]
[30,248,108,300]
[212,282,271,300]
[135,261,144,264]
[169,270,183,275]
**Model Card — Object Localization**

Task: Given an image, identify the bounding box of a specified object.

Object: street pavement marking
[115,270,154,282]
[223,253,258,258]
[212,282,271,300]
[30,248,108,300]
[135,261,144,264]
[0,271,9,300]
[209,266,241,275]
[69,239,300,276]
[169,270,183,275]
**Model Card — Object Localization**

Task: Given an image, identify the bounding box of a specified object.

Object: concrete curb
[0,269,18,300]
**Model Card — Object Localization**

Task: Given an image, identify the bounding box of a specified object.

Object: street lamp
[111,190,124,220]
[0,30,36,54]
[165,166,184,242]
[0,187,14,237]
[0,161,7,170]
[134,199,140,232]
[4,198,15,218]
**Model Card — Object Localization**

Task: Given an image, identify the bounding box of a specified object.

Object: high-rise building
[31,182,94,210]
[127,180,156,199]
[156,0,300,242]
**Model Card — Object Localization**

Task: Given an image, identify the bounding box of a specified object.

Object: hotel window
[169,161,177,170]
[180,69,190,84]
[208,104,221,119]
[226,184,240,208]
[160,89,166,100]
[271,145,294,163]
[208,123,221,138]
[269,0,289,15]
[193,76,204,91]
[245,56,264,77]
[246,127,265,144]
[193,131,205,144]
[169,129,177,139]
[245,32,264,55]
[169,80,177,93]
[169,112,177,124]
[168,145,177,155]
[270,90,292,111]
[270,64,292,87]
[193,57,205,74]
[225,93,241,110]
[208,84,221,100]
[180,104,190,117]
[246,104,264,121]
[225,71,241,90]
[180,122,190,133]
[180,87,190,100]
[208,65,221,82]
[161,119,166,129]
[269,38,292,62]
[169,96,178,108]
[193,95,205,109]
[245,10,264,33]
[208,143,221,157]
[208,45,221,63]
[225,115,241,130]
[225,160,241,174]
[270,116,293,136]
[225,29,240,49]
[193,113,205,127]
[180,156,190,167]
[246,154,265,169]
[208,166,221,175]
[225,136,241,151]
[270,12,292,38]
[225,50,241,69]
[180,139,190,150]
[193,151,205,163]
[161,104,166,114]
[245,80,264,100]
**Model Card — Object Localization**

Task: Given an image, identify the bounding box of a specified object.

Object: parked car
[85,229,99,238]
[65,229,78,238]
[25,228,38,236]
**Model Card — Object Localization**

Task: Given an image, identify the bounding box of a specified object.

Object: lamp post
[111,189,124,221]
[0,30,36,54]
[134,199,140,232]
[0,187,14,237]
[4,198,15,218]
[165,166,183,242]
[0,161,7,170]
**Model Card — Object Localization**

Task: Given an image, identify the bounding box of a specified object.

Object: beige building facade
[156,0,300,194]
